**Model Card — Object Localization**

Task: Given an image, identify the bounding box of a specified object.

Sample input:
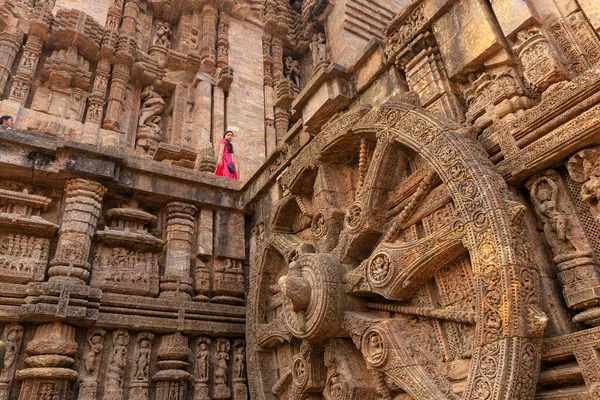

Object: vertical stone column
[195,209,213,301]
[263,34,277,154]
[101,0,123,52]
[274,107,289,142]
[271,35,287,141]
[200,3,218,73]
[271,36,284,84]
[526,170,600,325]
[193,74,217,172]
[103,0,138,145]
[102,63,131,144]
[16,322,78,400]
[77,328,106,400]
[154,333,192,400]
[48,179,107,285]
[573,346,600,397]
[0,324,24,400]
[0,31,22,97]
[217,12,230,70]
[83,58,111,144]
[160,202,197,299]
[212,85,225,149]
[193,337,211,400]
[7,35,42,105]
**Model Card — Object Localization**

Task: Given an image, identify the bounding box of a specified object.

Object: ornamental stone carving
[0,1,600,400]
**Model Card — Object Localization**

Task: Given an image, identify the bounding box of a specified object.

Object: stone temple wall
[0,0,600,399]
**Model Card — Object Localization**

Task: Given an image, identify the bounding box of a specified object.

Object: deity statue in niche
[136,85,166,150]
[153,21,172,48]
[284,57,301,88]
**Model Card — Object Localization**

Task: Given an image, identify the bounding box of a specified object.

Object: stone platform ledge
[0,126,244,210]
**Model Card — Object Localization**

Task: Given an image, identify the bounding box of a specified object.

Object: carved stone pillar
[83,58,111,144]
[512,27,567,95]
[217,12,230,69]
[193,74,216,172]
[214,338,231,399]
[232,339,248,400]
[271,36,284,84]
[154,332,192,400]
[547,9,600,75]
[212,85,226,149]
[102,63,131,144]
[48,179,107,285]
[396,32,463,122]
[77,328,106,400]
[0,31,21,98]
[573,345,600,397]
[274,107,289,143]
[262,34,273,88]
[101,0,123,52]
[104,330,130,400]
[526,170,600,325]
[121,0,139,38]
[8,35,42,105]
[195,208,213,301]
[16,322,78,400]
[103,0,137,144]
[200,3,218,73]
[160,202,197,299]
[0,324,24,400]
[130,332,154,400]
[193,337,211,400]
[463,66,533,132]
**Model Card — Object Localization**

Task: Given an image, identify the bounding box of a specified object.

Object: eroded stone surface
[0,0,600,399]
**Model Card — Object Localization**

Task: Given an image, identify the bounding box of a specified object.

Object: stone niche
[0,187,58,283]
[90,200,163,296]
[31,45,92,122]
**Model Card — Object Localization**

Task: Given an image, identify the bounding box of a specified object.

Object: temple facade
[1,0,600,399]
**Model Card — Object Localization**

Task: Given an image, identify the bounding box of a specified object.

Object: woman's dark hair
[224,130,234,154]
[0,115,12,124]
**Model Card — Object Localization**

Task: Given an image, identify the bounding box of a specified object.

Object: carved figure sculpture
[137,86,166,150]
[530,175,570,248]
[195,337,210,381]
[215,340,229,385]
[233,339,245,380]
[134,338,151,381]
[83,331,104,376]
[106,330,129,393]
[284,56,300,87]
[138,86,165,127]
[568,147,600,224]
[309,33,328,69]
[2,325,23,372]
[153,21,172,48]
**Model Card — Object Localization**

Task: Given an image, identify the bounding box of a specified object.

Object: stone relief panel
[90,200,162,296]
[0,186,58,283]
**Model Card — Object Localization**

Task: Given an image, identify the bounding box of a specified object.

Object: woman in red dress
[215,130,238,180]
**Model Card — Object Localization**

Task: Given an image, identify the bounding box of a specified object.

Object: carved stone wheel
[248,103,548,400]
